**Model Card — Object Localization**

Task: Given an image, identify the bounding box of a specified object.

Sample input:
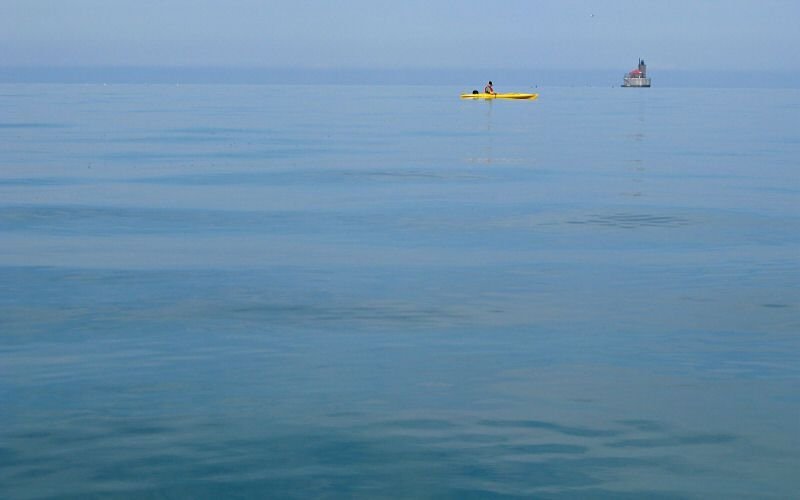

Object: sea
[1,83,798,499]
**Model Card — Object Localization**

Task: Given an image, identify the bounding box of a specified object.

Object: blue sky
[2,0,798,72]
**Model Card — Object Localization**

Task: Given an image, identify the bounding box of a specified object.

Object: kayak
[461,93,538,100]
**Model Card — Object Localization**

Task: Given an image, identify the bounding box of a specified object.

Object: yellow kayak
[460,93,539,100]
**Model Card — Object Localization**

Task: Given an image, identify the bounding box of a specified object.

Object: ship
[622,59,651,87]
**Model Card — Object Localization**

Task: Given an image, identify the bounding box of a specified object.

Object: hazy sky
[2,0,798,71]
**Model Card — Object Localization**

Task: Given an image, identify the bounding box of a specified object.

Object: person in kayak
[484,81,496,94]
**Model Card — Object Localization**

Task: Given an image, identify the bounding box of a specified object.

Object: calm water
[1,84,799,499]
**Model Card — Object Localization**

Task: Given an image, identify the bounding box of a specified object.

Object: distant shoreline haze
[1,66,799,88]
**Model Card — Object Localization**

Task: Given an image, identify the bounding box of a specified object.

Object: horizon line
[1,66,798,88]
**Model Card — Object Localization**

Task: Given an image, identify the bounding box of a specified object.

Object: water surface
[1,84,799,498]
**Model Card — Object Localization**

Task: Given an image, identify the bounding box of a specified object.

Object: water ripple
[566,213,692,229]
[478,419,622,438]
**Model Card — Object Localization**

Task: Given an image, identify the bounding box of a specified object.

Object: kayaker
[484,81,495,94]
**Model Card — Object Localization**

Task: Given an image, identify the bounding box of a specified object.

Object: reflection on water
[1,84,799,498]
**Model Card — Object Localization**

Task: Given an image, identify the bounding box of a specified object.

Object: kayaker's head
[488,81,492,85]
